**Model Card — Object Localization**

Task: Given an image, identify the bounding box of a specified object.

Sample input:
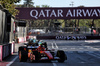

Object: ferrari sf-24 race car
[18,40,67,63]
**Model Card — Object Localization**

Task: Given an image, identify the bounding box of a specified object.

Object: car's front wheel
[57,50,67,63]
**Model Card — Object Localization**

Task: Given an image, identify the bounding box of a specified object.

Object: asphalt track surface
[2,40,100,66]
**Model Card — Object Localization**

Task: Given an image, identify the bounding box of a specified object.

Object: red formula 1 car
[18,42,67,63]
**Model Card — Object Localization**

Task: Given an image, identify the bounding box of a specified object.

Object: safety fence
[27,27,100,35]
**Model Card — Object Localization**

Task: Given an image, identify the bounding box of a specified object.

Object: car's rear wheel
[19,50,28,62]
[19,46,27,51]
[57,50,66,63]
[35,51,40,61]
[30,51,40,62]
[30,53,34,62]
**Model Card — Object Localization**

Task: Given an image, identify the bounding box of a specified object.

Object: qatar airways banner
[16,7,100,19]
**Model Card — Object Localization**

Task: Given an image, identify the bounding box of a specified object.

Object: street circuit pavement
[2,40,100,66]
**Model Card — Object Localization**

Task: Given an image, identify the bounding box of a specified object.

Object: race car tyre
[57,50,66,63]
[30,53,34,62]
[19,46,27,51]
[33,51,40,62]
[19,50,28,62]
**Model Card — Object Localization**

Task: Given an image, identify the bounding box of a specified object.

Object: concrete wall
[0,10,7,43]
[0,7,15,61]
[17,27,27,43]
[9,18,14,43]
[0,43,12,61]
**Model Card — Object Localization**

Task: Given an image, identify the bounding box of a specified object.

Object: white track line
[79,48,83,49]
[86,52,100,59]
[52,63,57,66]
[85,40,100,43]
[84,46,99,50]
[51,43,58,66]
[52,43,54,48]
[6,56,18,66]
[54,43,58,49]
[71,48,75,49]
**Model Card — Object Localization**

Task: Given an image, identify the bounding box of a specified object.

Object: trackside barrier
[12,41,15,54]
[0,45,2,61]
[0,44,12,61]
[86,36,100,40]
[37,36,100,40]
[37,36,86,40]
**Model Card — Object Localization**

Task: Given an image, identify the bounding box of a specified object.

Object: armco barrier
[0,44,12,61]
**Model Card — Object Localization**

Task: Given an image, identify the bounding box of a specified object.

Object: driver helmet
[38,41,42,46]
[32,38,36,43]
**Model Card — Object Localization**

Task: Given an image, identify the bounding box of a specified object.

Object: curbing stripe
[6,56,18,66]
